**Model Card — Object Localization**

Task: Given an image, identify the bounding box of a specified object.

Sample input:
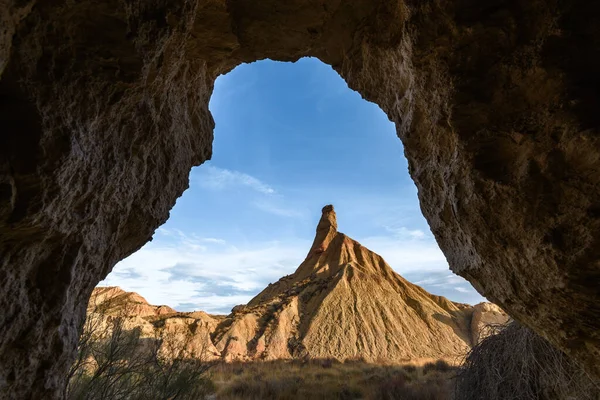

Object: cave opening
[2,1,600,396]
[101,57,485,315]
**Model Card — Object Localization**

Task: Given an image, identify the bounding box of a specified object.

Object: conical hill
[212,205,495,362]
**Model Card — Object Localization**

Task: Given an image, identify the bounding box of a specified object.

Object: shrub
[403,364,417,374]
[370,373,451,400]
[455,321,599,400]
[213,359,456,400]
[65,301,213,399]
[374,374,407,397]
[423,360,452,375]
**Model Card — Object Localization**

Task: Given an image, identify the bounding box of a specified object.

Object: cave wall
[1,0,598,398]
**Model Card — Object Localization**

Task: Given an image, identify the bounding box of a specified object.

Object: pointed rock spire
[212,205,509,363]
[307,205,338,258]
[317,204,337,232]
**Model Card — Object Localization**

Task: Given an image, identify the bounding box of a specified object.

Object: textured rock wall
[403,0,600,382]
[1,0,598,398]
[1,0,215,396]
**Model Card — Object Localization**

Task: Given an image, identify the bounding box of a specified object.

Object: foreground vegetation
[67,304,598,400]
[210,358,456,400]
[67,316,456,400]
[456,322,599,400]
[66,306,457,399]
[65,311,213,400]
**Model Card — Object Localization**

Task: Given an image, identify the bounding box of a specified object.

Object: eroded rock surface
[470,302,510,345]
[212,206,504,362]
[87,208,509,364]
[90,286,176,317]
[1,0,599,397]
[86,287,223,361]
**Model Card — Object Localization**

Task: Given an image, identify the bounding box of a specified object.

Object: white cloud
[403,270,486,305]
[155,229,228,251]
[193,165,276,195]
[200,238,227,245]
[103,225,486,315]
[382,224,430,241]
[102,230,310,314]
[103,209,485,314]
[455,287,471,293]
[359,234,448,273]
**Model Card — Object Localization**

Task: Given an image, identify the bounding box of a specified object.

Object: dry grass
[210,358,457,400]
[455,322,600,400]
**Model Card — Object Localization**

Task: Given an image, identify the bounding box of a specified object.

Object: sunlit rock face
[84,215,510,365]
[213,206,507,362]
[1,0,599,397]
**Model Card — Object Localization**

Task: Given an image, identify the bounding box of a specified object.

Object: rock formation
[90,286,177,317]
[87,287,223,361]
[469,303,510,345]
[212,205,495,362]
[1,0,599,397]
[88,207,509,366]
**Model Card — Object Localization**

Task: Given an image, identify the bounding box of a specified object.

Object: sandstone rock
[469,302,510,345]
[1,0,599,397]
[86,208,509,365]
[89,286,176,318]
[87,287,222,362]
[211,206,505,362]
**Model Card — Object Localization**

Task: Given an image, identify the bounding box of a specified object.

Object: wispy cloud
[360,235,447,272]
[191,165,310,219]
[155,228,228,251]
[252,200,306,218]
[385,226,427,240]
[200,237,227,245]
[455,287,471,294]
[193,165,276,195]
[404,270,486,305]
[104,169,486,313]
[102,230,310,314]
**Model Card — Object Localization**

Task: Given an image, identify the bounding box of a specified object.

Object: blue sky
[102,58,486,313]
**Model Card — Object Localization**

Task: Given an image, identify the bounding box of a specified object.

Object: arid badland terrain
[88,206,508,364]
[70,206,599,399]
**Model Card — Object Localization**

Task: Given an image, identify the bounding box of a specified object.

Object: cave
[1,0,599,398]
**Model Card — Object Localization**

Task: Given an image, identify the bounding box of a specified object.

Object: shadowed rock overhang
[1,0,599,398]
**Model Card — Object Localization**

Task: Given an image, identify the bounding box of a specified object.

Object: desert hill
[90,286,177,317]
[87,286,224,360]
[211,205,505,362]
[89,205,507,363]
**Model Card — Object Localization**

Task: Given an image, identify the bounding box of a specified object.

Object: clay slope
[87,287,223,360]
[88,206,507,363]
[212,205,506,362]
[89,286,177,317]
